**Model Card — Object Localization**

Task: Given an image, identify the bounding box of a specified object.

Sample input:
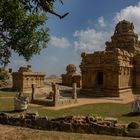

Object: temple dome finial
[115,20,134,34]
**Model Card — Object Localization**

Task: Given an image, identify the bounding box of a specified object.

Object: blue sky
[8,0,140,76]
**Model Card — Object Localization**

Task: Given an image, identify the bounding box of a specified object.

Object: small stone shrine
[12,65,45,93]
[80,20,140,97]
[62,64,81,87]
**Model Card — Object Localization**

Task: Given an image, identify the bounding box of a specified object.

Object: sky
[8,0,140,76]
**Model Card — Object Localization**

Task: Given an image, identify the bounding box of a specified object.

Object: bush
[0,70,9,80]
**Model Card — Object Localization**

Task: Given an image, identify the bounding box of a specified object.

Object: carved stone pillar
[52,83,59,105]
[72,83,77,102]
[31,84,36,101]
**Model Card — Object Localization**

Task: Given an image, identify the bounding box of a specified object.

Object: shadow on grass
[122,112,140,117]
[0,110,25,114]
[0,87,17,92]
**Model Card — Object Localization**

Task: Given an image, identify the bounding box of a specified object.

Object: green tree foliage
[0,68,9,80]
[0,0,61,66]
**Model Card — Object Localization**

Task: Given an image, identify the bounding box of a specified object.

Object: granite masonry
[12,65,45,93]
[80,20,140,97]
[62,64,81,87]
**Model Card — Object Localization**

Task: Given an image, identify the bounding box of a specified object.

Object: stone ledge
[0,112,139,138]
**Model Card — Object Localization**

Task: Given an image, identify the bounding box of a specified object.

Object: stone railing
[0,112,140,138]
[31,83,78,107]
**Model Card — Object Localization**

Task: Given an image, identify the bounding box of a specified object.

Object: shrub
[0,70,9,80]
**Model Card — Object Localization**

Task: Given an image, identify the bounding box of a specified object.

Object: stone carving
[115,20,134,34]
[12,65,45,93]
[25,111,39,119]
[31,83,78,107]
[80,20,140,96]
[72,83,77,102]
[132,95,140,113]
[52,83,60,104]
[62,64,81,87]
[66,64,77,75]
[18,65,32,72]
[14,92,29,111]
[31,84,36,101]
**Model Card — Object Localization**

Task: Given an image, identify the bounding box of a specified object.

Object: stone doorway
[97,72,103,86]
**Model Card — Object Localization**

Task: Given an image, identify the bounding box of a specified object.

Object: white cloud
[49,36,71,48]
[98,16,106,27]
[74,2,140,54]
[74,28,110,53]
[114,2,140,34]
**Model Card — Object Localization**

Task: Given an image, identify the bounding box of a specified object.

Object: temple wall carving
[80,20,140,96]
[62,64,81,87]
[12,65,45,93]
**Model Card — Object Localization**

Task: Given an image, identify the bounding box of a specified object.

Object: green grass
[0,96,139,124]
[28,103,140,124]
[0,91,16,97]
[0,98,14,111]
[0,90,140,140]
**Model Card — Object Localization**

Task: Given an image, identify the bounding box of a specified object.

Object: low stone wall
[31,98,77,107]
[0,112,139,138]
[31,82,78,107]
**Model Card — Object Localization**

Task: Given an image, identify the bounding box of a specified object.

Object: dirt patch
[0,125,139,140]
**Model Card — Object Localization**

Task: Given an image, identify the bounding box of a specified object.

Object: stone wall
[62,64,81,87]
[31,83,78,107]
[12,65,45,93]
[80,20,140,97]
[0,112,140,138]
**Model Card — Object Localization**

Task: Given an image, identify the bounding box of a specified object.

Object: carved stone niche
[119,67,122,75]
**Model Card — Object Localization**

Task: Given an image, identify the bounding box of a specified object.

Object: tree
[0,0,67,66]
[0,68,9,80]
[19,0,69,19]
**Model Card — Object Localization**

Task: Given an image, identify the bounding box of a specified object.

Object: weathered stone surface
[132,95,140,113]
[127,122,139,129]
[0,113,140,138]
[31,83,78,107]
[80,20,140,97]
[0,113,9,124]
[104,117,118,126]
[12,65,45,93]
[62,64,81,87]
[14,95,29,111]
[25,111,39,119]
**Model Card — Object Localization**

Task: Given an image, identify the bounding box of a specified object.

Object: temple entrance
[97,72,103,85]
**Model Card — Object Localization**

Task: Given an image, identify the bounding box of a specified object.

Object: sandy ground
[28,77,135,110]
[0,78,136,110]
[1,124,140,140]
[0,78,139,140]
[29,91,135,110]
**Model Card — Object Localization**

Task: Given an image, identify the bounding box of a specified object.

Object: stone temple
[80,20,140,97]
[62,64,81,87]
[12,65,45,93]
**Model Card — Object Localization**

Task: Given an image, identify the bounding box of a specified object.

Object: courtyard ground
[0,85,139,140]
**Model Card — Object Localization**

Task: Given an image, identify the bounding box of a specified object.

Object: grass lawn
[0,90,140,140]
[0,90,16,97]
[0,90,139,124]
